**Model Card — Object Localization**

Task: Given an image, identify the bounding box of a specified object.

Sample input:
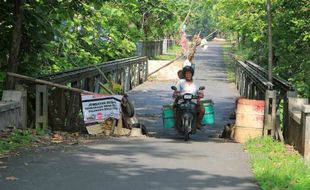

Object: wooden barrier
[287,97,310,162]
[12,57,148,131]
[0,90,24,129]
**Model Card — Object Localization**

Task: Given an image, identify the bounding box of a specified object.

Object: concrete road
[0,41,260,190]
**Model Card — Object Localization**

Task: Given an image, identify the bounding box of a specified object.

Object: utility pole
[267,0,273,82]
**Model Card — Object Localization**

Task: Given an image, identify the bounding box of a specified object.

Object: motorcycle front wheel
[184,119,191,141]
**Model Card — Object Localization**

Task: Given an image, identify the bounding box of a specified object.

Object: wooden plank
[7,72,95,95]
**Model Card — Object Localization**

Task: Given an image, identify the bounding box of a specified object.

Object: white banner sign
[81,94,123,124]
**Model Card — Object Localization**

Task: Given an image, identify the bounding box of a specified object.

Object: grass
[0,128,45,155]
[245,137,310,190]
[154,54,177,60]
[153,45,182,60]
[222,44,235,82]
[166,45,182,54]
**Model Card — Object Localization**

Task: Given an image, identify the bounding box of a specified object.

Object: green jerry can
[162,104,175,129]
[201,99,215,125]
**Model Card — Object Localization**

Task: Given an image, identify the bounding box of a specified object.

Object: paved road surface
[0,41,260,190]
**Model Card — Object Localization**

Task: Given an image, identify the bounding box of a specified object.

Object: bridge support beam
[264,90,276,136]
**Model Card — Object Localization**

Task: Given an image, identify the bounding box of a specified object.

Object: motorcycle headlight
[183,94,193,100]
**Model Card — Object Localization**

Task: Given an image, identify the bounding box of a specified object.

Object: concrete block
[288,98,308,112]
[302,104,310,113]
[130,127,142,137]
[2,90,22,102]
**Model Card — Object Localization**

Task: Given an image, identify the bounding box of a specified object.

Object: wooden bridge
[0,40,309,161]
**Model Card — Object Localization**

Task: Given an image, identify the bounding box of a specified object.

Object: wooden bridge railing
[19,56,148,131]
[136,40,163,58]
[235,59,310,162]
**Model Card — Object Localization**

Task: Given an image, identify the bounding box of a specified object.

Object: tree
[4,0,23,90]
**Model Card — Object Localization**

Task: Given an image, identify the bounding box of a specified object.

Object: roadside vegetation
[0,128,45,155]
[205,0,309,98]
[246,137,310,190]
[154,54,177,61]
[166,45,182,55]
[154,45,182,60]
[222,44,235,83]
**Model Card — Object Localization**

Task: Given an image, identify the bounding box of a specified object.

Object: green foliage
[222,44,235,82]
[18,1,139,76]
[154,54,177,61]
[246,137,310,190]
[166,45,182,54]
[205,0,309,98]
[0,129,44,154]
[0,0,196,88]
[154,45,182,60]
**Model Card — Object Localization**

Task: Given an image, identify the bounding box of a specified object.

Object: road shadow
[0,143,259,190]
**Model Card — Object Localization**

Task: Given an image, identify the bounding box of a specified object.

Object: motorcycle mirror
[199,86,205,91]
[171,86,177,91]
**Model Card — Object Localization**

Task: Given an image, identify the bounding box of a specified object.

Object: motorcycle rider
[173,66,205,129]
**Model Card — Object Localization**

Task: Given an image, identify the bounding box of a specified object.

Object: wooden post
[94,77,100,93]
[240,73,245,97]
[15,84,27,128]
[129,65,132,89]
[83,78,90,91]
[302,105,310,163]
[123,67,130,93]
[264,90,276,136]
[244,77,249,98]
[235,64,239,90]
[121,69,125,93]
[88,77,95,92]
[131,65,136,88]
[36,85,48,130]
[163,38,167,54]
[138,63,141,84]
[144,60,148,80]
[284,91,298,141]
[135,64,139,86]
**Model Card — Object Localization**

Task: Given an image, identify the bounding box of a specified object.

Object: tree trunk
[4,0,23,90]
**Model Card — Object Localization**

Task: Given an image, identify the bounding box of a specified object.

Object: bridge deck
[0,41,260,190]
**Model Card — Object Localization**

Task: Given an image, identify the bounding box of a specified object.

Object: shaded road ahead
[0,41,260,190]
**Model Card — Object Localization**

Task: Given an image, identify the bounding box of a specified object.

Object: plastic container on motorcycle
[201,99,215,125]
[162,104,175,129]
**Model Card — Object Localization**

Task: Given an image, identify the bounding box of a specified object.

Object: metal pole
[267,0,273,82]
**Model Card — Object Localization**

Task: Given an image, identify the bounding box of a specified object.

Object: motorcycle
[171,86,205,141]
